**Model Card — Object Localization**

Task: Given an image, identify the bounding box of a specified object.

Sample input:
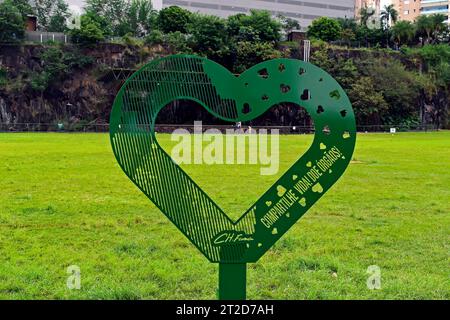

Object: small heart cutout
[272,228,278,235]
[320,143,327,150]
[265,201,272,207]
[299,198,306,207]
[330,89,341,100]
[277,185,287,197]
[312,183,324,194]
[292,175,298,181]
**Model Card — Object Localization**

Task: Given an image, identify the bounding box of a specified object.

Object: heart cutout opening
[155,100,314,221]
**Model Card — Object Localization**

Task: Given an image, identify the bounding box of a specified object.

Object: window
[404,10,409,15]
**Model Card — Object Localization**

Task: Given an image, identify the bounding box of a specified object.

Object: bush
[307,17,342,42]
[29,72,50,92]
[122,33,142,47]
[144,30,164,46]
[63,50,94,69]
[165,31,191,53]
[0,67,7,86]
[70,13,105,46]
[416,44,450,69]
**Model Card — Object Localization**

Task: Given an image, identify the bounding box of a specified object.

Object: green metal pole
[218,263,246,300]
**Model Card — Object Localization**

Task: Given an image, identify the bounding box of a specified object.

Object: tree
[39,47,68,81]
[127,0,156,36]
[359,7,375,27]
[0,0,25,43]
[430,14,447,42]
[165,31,191,53]
[13,0,33,19]
[381,4,398,28]
[240,10,281,42]
[336,17,357,31]
[48,0,70,32]
[69,12,105,45]
[188,14,228,56]
[82,9,112,37]
[340,28,356,46]
[416,15,434,43]
[234,41,281,73]
[226,13,246,37]
[226,11,281,43]
[157,6,191,33]
[85,0,129,36]
[367,58,423,123]
[307,17,342,42]
[277,14,300,33]
[29,47,67,92]
[391,20,415,46]
[349,77,388,125]
[34,0,70,32]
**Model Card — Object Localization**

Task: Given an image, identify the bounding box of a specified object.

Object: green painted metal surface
[109,55,356,299]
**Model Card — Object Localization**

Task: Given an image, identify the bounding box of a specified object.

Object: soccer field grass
[0,131,449,299]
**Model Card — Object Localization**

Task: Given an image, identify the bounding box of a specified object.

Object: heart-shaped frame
[110,55,356,265]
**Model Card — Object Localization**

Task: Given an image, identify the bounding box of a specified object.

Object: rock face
[0,43,314,131]
[2,43,445,130]
[0,43,166,130]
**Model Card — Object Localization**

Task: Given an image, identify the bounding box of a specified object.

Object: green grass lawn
[0,131,449,299]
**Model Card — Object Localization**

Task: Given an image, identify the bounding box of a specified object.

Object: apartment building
[394,0,422,21]
[420,0,449,22]
[394,0,449,23]
[355,0,381,20]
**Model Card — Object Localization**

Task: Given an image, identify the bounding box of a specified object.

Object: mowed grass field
[0,131,449,300]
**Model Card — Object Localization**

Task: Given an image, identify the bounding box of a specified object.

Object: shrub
[70,13,105,46]
[0,67,7,86]
[307,17,342,42]
[144,30,164,46]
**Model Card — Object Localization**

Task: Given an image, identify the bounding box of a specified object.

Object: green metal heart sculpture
[109,55,356,299]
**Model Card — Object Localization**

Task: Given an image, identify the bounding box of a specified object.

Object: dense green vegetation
[0,1,449,128]
[310,43,450,127]
[0,0,28,42]
[0,132,448,299]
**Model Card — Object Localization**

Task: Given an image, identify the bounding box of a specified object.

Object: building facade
[394,0,422,21]
[153,0,355,30]
[420,0,449,22]
[394,0,449,23]
[355,0,381,21]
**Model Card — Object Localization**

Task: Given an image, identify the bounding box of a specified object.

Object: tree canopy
[0,0,25,42]
[307,17,342,42]
[157,5,191,34]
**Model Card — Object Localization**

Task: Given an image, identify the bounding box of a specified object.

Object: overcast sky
[67,0,83,9]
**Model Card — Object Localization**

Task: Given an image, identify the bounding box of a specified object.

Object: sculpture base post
[218,263,246,300]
